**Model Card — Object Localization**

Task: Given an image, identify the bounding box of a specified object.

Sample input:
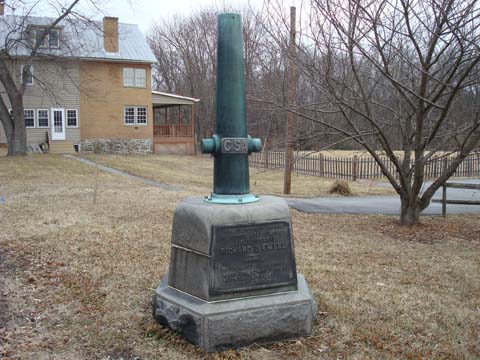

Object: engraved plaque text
[211,221,297,294]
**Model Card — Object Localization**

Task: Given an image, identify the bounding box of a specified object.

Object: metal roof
[0,15,156,63]
[152,91,200,106]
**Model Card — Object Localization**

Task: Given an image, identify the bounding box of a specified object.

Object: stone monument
[153,13,317,352]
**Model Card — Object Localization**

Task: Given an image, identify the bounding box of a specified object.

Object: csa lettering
[222,138,248,153]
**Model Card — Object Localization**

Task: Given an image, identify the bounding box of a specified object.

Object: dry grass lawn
[0,154,479,359]
[81,154,393,197]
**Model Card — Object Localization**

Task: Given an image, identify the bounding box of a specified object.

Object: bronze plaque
[210,221,297,294]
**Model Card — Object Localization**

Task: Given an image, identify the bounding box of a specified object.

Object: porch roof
[152,91,200,106]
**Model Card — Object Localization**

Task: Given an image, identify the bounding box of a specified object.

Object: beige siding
[0,59,81,145]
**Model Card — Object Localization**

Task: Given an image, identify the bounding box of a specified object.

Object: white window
[21,65,33,85]
[66,109,78,127]
[123,68,135,87]
[134,69,146,87]
[123,68,146,88]
[35,29,47,48]
[37,109,49,127]
[124,106,147,125]
[48,29,59,48]
[24,109,35,128]
[124,107,135,124]
[35,28,60,48]
[136,107,147,124]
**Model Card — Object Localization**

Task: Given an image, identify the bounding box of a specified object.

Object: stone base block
[153,273,317,352]
[168,196,298,301]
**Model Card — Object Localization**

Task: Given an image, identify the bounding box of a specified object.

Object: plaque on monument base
[152,196,317,351]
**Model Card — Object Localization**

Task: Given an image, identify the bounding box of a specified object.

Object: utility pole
[283,6,297,194]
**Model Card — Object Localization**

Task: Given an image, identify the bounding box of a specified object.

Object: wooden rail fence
[250,151,480,180]
[431,182,480,217]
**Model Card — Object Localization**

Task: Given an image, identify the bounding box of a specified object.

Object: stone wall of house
[80,139,152,154]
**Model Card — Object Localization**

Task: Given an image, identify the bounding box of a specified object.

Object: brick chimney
[103,16,119,52]
[0,1,5,16]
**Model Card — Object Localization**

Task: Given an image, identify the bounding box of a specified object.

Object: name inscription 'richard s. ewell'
[211,221,297,294]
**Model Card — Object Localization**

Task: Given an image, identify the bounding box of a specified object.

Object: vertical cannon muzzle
[201,13,262,204]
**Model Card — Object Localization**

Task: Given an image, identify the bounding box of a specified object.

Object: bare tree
[262,0,480,226]
[147,7,272,143]
[146,1,480,225]
[148,9,218,140]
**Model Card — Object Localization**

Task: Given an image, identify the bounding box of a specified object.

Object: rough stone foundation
[80,139,152,154]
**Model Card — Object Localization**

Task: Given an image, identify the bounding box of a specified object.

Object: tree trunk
[4,113,27,156]
[399,197,421,226]
[0,54,27,156]
[6,130,27,156]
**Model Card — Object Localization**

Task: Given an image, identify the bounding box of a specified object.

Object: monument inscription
[210,221,297,294]
[221,137,248,154]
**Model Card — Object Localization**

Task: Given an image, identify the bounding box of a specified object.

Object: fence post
[352,155,358,181]
[442,157,448,217]
[319,154,324,177]
[264,148,269,170]
[478,152,480,176]
[442,183,447,218]
[467,155,472,176]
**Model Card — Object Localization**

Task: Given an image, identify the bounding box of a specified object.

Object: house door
[51,108,65,140]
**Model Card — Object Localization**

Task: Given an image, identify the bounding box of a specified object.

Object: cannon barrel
[201,13,262,203]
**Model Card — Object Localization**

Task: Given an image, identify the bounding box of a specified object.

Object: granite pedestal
[153,196,317,351]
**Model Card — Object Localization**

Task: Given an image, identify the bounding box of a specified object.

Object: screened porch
[152,91,199,155]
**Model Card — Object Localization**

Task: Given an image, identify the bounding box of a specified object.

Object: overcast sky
[101,0,267,34]
[8,0,299,36]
